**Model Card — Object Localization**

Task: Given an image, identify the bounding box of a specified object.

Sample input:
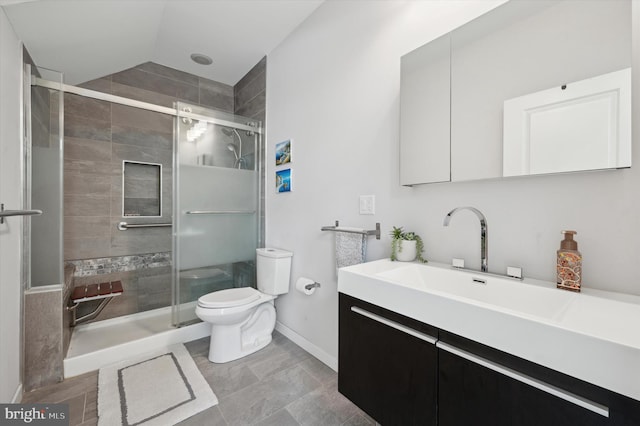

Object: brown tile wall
[24,287,64,391]
[234,56,266,124]
[234,56,266,247]
[64,62,235,262]
[62,264,75,356]
[72,266,172,322]
[25,266,74,390]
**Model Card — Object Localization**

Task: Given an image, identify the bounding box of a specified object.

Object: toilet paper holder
[296,277,321,295]
[305,282,321,290]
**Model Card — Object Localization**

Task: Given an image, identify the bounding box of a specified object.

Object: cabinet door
[400,34,450,186]
[450,0,631,182]
[338,294,437,425]
[438,344,609,426]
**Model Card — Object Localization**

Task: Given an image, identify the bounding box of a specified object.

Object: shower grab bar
[0,204,42,224]
[117,222,172,231]
[321,220,381,240]
[185,210,256,215]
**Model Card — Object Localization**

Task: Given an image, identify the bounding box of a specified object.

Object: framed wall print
[276,168,292,193]
[275,139,292,166]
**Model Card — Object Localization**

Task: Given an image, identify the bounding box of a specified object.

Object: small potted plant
[390,226,427,262]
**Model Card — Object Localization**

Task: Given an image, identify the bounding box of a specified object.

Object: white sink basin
[338,259,640,402]
[376,264,575,321]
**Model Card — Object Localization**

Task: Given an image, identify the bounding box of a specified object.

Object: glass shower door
[26,65,64,288]
[172,102,261,326]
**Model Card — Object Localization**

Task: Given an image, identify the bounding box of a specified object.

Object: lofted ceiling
[0,0,323,85]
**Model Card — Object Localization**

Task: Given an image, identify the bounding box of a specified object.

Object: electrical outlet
[359,195,375,215]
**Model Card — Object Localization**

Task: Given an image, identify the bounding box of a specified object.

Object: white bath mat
[98,344,217,426]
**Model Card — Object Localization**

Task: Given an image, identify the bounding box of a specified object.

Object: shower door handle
[185,210,256,215]
[0,204,42,224]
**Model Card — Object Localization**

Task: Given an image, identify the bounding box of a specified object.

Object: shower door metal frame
[33,77,260,133]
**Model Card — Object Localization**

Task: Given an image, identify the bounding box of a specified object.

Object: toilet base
[208,333,272,363]
[206,302,276,363]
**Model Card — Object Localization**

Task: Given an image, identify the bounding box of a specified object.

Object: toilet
[195,248,293,363]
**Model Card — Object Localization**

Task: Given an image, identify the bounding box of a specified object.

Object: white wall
[266,0,640,367]
[0,7,23,402]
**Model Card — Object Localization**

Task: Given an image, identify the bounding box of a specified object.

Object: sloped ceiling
[0,0,323,85]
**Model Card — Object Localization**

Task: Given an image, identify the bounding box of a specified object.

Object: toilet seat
[198,287,260,309]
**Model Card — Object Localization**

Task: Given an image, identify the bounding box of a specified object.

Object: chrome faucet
[443,207,488,273]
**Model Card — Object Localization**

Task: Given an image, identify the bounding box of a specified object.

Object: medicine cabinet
[400,0,633,186]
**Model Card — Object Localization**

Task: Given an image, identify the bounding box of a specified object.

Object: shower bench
[68,281,123,326]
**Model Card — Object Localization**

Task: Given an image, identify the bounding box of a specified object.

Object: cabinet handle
[351,306,437,345]
[436,342,609,418]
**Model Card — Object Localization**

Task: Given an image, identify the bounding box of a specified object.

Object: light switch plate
[359,195,375,215]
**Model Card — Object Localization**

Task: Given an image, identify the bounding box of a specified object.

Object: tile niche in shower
[122,160,162,217]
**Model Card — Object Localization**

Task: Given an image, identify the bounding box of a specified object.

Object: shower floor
[64,303,209,378]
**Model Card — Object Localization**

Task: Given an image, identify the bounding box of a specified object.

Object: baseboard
[275,321,338,372]
[11,383,22,403]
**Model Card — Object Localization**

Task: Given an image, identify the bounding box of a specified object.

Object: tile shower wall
[64,61,234,261]
[235,56,266,247]
[69,253,172,321]
[235,56,266,124]
[24,287,63,391]
[23,265,74,391]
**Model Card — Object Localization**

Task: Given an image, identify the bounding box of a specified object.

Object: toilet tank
[256,248,293,295]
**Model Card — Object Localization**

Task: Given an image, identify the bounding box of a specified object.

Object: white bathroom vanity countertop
[338,259,640,402]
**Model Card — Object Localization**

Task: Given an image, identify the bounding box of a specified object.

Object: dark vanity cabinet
[338,293,438,425]
[339,294,640,426]
[437,331,640,426]
[437,342,608,426]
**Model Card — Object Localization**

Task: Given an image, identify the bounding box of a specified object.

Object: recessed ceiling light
[190,53,213,66]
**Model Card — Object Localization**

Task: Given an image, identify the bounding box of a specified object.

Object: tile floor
[21,331,375,425]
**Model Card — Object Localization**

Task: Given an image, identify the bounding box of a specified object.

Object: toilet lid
[198,287,260,308]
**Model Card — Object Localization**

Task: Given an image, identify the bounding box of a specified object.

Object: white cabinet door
[503,68,631,177]
[449,0,630,182]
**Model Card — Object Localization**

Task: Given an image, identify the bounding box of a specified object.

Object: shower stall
[24,62,264,380]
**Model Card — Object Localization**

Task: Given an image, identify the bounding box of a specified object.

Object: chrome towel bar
[185,210,256,215]
[321,220,381,240]
[0,203,42,224]
[117,222,172,231]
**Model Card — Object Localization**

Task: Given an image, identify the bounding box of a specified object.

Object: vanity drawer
[338,293,438,425]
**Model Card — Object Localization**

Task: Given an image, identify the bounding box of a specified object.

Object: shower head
[221,126,243,141]
[222,126,243,169]
[226,143,239,160]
